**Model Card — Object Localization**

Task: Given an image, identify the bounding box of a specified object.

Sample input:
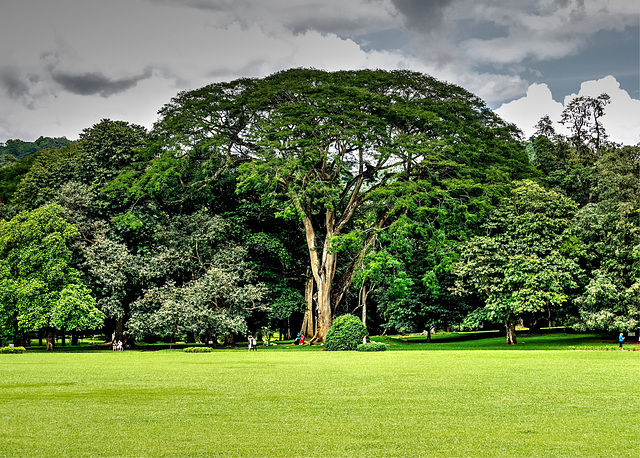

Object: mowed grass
[0,348,638,457]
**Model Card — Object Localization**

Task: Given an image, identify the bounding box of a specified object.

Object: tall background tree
[529,95,639,335]
[454,180,583,344]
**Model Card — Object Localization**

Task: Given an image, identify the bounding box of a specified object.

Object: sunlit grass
[1,346,638,457]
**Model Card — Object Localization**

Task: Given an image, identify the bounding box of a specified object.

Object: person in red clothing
[299,334,305,345]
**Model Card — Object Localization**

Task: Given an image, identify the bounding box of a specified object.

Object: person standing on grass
[248,335,253,352]
[619,333,625,350]
[252,336,257,351]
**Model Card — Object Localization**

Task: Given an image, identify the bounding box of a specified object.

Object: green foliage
[0,345,25,354]
[570,145,639,332]
[10,143,81,210]
[75,119,147,185]
[324,314,368,351]
[0,204,104,340]
[0,151,43,204]
[269,286,306,320]
[0,137,72,160]
[356,341,387,352]
[454,180,583,339]
[184,346,212,353]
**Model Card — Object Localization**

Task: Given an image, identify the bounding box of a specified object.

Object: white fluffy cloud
[495,75,640,145]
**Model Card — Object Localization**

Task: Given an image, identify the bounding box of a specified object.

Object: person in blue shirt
[619,333,625,350]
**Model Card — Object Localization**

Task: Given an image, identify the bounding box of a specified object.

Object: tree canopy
[0,69,636,347]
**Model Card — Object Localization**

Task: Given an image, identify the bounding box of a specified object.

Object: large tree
[129,69,531,341]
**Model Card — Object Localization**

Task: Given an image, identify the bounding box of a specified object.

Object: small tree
[454,180,583,344]
[0,204,104,350]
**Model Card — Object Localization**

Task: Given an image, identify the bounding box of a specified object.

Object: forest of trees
[0,69,637,349]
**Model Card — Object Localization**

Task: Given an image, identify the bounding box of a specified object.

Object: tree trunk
[115,318,124,342]
[61,331,66,346]
[71,332,79,346]
[314,254,336,342]
[505,320,517,345]
[301,272,315,338]
[360,283,367,327]
[299,207,338,343]
[295,181,388,342]
[45,330,55,352]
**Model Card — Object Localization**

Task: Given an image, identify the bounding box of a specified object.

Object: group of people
[247,335,258,352]
[247,332,306,349]
[112,339,123,351]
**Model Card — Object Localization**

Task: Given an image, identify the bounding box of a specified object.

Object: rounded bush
[0,346,26,354]
[356,342,387,352]
[184,347,212,353]
[324,314,368,351]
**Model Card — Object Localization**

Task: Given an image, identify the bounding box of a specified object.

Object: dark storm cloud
[0,67,31,100]
[50,68,153,97]
[390,0,455,31]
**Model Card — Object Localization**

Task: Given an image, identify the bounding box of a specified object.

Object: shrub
[324,314,368,351]
[357,342,387,352]
[184,347,212,353]
[0,346,26,354]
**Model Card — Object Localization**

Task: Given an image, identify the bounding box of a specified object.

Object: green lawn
[0,344,638,457]
[373,330,638,351]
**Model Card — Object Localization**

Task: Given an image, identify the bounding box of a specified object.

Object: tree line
[0,69,637,349]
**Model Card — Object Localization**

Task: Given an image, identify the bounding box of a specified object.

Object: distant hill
[0,136,73,160]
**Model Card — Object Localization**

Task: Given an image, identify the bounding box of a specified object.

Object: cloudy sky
[1,0,638,145]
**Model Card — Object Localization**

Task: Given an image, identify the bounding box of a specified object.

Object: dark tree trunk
[45,330,56,352]
[71,332,79,346]
[115,318,124,342]
[505,320,517,345]
[224,335,234,347]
